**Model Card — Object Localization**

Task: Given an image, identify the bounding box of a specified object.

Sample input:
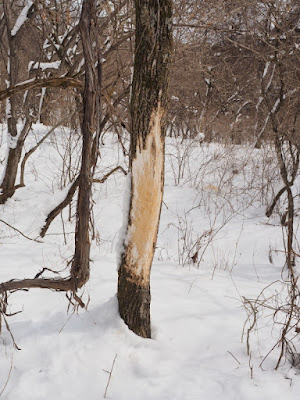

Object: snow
[15,78,35,87]
[29,61,61,71]
[11,1,33,37]
[262,62,270,78]
[0,125,300,399]
[271,98,280,114]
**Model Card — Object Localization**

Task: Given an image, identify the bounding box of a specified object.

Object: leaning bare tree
[118,0,173,338]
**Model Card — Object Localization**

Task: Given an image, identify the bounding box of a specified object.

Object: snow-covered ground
[0,124,299,399]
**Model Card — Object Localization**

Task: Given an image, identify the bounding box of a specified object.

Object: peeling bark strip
[125,106,164,286]
[118,0,172,338]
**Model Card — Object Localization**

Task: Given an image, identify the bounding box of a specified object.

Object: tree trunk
[70,0,101,291]
[118,0,172,338]
[0,0,20,202]
[0,0,37,204]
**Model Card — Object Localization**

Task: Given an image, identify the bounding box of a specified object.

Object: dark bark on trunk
[118,0,172,338]
[0,120,32,204]
[0,1,38,204]
[70,0,101,290]
[118,271,151,338]
[1,0,20,202]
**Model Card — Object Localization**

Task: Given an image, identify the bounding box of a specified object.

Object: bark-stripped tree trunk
[118,0,172,338]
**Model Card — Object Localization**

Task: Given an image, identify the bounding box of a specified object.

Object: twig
[0,219,42,243]
[162,200,169,210]
[227,350,241,365]
[59,311,75,333]
[249,352,254,379]
[2,313,21,350]
[34,267,60,279]
[93,166,127,184]
[18,113,75,187]
[103,354,117,398]
[0,352,13,397]
[244,298,257,356]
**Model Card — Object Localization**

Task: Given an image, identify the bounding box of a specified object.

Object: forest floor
[0,123,299,399]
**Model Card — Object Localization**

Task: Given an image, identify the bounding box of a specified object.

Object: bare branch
[0,219,42,242]
[93,166,127,184]
[0,278,73,294]
[18,113,76,187]
[0,353,13,397]
[0,76,83,102]
[40,177,80,238]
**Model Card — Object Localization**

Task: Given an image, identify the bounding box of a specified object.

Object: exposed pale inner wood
[125,105,164,286]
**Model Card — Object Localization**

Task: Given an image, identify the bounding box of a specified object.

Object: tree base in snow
[118,267,151,339]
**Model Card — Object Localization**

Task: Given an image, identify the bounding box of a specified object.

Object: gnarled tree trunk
[71,0,101,291]
[118,0,172,338]
[0,0,101,326]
